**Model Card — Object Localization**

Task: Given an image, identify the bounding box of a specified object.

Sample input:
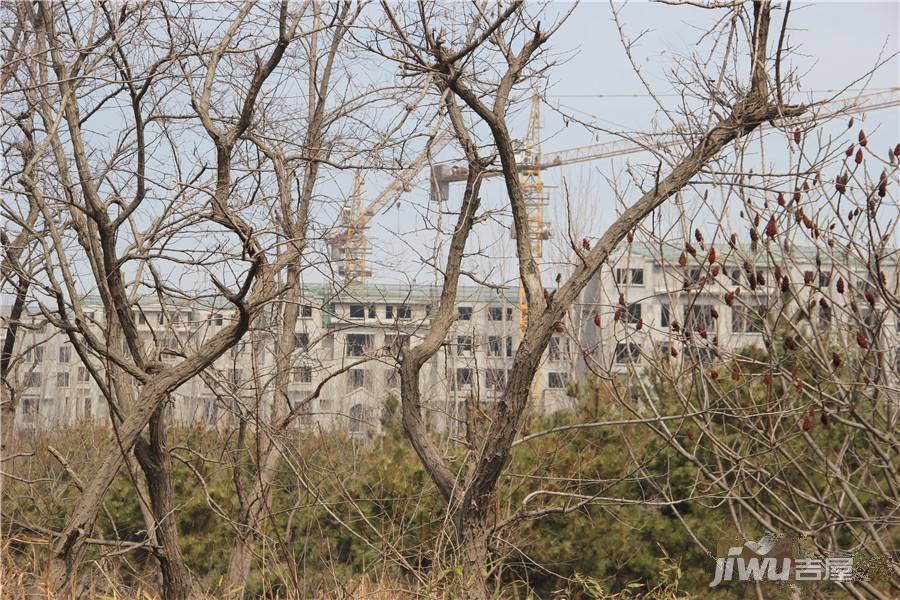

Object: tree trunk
[134,406,193,600]
[454,509,491,600]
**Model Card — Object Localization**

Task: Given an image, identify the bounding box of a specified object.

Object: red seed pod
[802,181,810,192]
[863,375,870,385]
[709,369,719,379]
[636,318,643,331]
[698,326,707,340]
[877,350,884,366]
[793,129,801,144]
[710,265,720,277]
[762,372,772,386]
[793,188,801,203]
[554,322,565,333]
[731,368,741,382]
[819,297,829,310]
[836,277,845,294]
[626,231,634,244]
[774,265,782,280]
[855,148,864,164]
[710,308,719,320]
[582,238,590,250]
[848,402,855,413]
[863,290,875,307]
[837,173,847,194]
[708,247,716,263]
[556,272,562,285]
[687,428,694,441]
[614,307,623,322]
[749,229,759,244]
[781,276,790,293]
[856,331,869,349]
[593,313,601,327]
[832,352,841,368]
[784,335,798,351]
[845,144,854,157]
[729,233,737,248]
[670,346,679,358]
[802,416,812,432]
[753,213,761,228]
[686,243,696,257]
[894,143,900,157]
[724,291,734,306]
[880,271,887,285]
[777,192,786,206]
[802,215,813,230]
[695,229,704,244]
[618,292,625,306]
[543,289,549,300]
[858,129,867,147]
[755,271,765,285]
[671,321,680,332]
[765,216,777,238]
[803,270,814,285]
[678,252,687,267]
[820,412,829,427]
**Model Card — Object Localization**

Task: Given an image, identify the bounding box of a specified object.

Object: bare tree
[371,1,828,596]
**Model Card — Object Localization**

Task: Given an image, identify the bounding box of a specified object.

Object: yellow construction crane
[329,129,453,284]
[430,86,900,203]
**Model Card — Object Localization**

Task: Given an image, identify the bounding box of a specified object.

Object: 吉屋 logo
[709,534,854,587]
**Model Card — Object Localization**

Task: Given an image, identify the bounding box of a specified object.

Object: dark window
[626,303,642,323]
[818,272,831,289]
[458,306,472,321]
[139,312,148,325]
[349,304,365,319]
[486,369,506,391]
[213,315,224,326]
[819,303,832,328]
[615,343,639,363]
[455,368,473,389]
[688,267,703,282]
[385,305,394,319]
[684,304,715,331]
[347,369,367,391]
[77,367,89,382]
[487,336,502,357]
[615,268,644,285]
[506,336,513,357]
[549,336,569,361]
[728,268,742,284]
[660,303,671,327]
[294,333,309,349]
[26,372,41,387]
[506,307,514,321]
[732,301,764,333]
[293,366,313,383]
[32,347,44,363]
[346,334,373,356]
[456,336,473,356]
[157,312,165,325]
[57,372,69,388]
[300,305,313,318]
[397,305,412,319]
[368,305,377,319]
[548,372,568,389]
[488,306,503,321]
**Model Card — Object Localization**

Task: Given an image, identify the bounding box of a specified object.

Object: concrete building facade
[4,244,898,436]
